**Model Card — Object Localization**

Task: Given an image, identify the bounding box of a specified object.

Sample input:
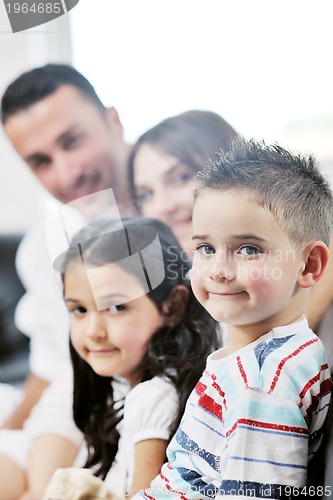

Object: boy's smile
[191,188,308,347]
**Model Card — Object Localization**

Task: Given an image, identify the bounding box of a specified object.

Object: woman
[128,110,239,255]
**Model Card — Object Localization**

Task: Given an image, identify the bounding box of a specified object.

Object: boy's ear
[297,241,330,289]
[162,285,189,327]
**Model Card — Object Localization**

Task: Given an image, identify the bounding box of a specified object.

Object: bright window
[69,0,333,150]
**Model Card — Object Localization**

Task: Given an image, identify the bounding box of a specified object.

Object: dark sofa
[0,234,29,386]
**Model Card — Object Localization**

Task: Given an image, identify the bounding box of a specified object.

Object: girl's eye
[107,304,126,314]
[239,245,261,257]
[194,244,215,255]
[69,306,87,316]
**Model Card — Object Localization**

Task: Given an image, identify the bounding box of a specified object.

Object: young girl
[58,216,219,497]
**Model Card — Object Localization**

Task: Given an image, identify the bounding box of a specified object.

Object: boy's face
[191,188,306,340]
[4,85,127,204]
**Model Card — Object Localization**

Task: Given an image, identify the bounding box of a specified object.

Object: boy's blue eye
[239,245,261,256]
[195,244,215,255]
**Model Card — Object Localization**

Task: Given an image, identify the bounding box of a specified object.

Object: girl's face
[191,189,306,348]
[133,143,197,255]
[64,263,164,386]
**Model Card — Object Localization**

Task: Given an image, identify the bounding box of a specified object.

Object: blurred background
[0,0,332,233]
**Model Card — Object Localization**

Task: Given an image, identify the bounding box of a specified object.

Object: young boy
[135,139,332,499]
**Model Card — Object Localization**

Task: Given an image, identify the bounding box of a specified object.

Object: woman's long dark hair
[65,217,220,479]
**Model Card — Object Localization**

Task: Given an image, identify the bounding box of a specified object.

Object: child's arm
[217,359,331,499]
[23,373,84,498]
[0,374,49,430]
[130,438,168,496]
[218,390,310,499]
[120,377,179,497]
[26,435,80,498]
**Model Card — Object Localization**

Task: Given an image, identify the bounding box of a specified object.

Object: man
[0,63,132,499]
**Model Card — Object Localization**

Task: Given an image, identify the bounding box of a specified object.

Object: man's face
[4,85,127,204]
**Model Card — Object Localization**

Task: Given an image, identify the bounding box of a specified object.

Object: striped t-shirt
[136,319,331,499]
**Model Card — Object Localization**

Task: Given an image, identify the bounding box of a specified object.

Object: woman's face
[133,143,197,255]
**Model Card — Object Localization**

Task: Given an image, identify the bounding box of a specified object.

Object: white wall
[1,0,332,233]
[69,0,333,143]
[0,4,72,233]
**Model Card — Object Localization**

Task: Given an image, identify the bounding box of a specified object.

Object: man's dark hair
[1,63,105,124]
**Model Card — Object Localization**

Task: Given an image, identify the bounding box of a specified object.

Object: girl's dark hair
[128,110,239,212]
[64,217,220,479]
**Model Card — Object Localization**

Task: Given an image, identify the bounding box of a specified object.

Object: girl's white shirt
[105,376,178,496]
[25,372,178,497]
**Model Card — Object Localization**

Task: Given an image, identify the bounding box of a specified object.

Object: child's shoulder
[126,376,177,404]
[261,325,318,350]
[255,327,324,372]
[124,376,179,420]
[123,376,179,440]
[263,327,324,361]
[202,324,330,410]
[255,327,329,396]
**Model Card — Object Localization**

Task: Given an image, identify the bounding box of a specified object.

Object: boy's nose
[210,260,236,282]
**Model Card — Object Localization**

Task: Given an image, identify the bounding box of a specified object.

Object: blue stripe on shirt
[174,428,220,471]
[230,455,307,469]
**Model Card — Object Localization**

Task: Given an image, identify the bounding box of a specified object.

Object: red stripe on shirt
[196,379,223,419]
[303,375,332,426]
[320,376,332,395]
[299,372,320,403]
[205,370,227,407]
[226,418,308,438]
[198,393,223,420]
[237,356,248,388]
[300,364,330,406]
[155,465,192,500]
[269,338,318,394]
